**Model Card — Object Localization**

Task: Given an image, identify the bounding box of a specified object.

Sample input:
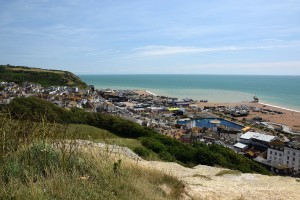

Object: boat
[253,96,259,102]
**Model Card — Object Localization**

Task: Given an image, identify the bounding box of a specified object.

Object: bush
[140,137,167,153]
[133,147,150,159]
[158,151,175,162]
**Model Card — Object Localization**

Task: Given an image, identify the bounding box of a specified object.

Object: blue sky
[0,0,300,75]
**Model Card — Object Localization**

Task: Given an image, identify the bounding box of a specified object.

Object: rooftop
[234,142,248,149]
[240,131,277,143]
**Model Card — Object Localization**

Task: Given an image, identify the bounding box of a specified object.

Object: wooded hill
[0,65,87,88]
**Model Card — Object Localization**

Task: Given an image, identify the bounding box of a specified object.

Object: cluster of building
[233,131,300,176]
[0,81,105,110]
[1,82,299,176]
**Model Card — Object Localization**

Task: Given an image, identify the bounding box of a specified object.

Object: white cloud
[133,42,299,57]
[194,61,300,69]
[85,49,120,56]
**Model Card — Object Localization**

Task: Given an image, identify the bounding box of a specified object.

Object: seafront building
[234,131,300,175]
[238,131,278,150]
[267,141,300,174]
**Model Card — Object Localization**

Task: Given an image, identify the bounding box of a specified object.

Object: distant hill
[0,64,88,88]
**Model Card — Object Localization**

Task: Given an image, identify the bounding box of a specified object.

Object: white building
[233,142,248,152]
[267,142,300,173]
[267,146,284,165]
[239,131,277,149]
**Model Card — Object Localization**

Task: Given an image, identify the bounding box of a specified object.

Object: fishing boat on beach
[253,96,259,102]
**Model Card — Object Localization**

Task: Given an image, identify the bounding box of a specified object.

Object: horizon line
[76,73,300,76]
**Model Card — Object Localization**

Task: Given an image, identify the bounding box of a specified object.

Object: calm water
[78,75,300,111]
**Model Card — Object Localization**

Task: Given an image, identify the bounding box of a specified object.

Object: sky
[0,0,300,75]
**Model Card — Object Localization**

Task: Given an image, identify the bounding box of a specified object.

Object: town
[1,81,299,176]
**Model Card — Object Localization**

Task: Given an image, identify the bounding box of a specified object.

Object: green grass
[0,65,88,87]
[0,144,184,200]
[215,170,242,176]
[0,116,185,200]
[67,124,161,160]
[67,124,141,149]
[67,124,118,140]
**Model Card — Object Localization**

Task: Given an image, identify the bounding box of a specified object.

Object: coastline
[80,74,300,112]
[142,89,300,113]
[258,102,300,114]
[145,90,157,97]
[135,89,300,131]
[197,101,300,131]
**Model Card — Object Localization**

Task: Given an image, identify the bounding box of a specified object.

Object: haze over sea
[79,75,300,111]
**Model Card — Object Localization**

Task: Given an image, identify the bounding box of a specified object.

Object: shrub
[158,151,175,162]
[133,147,150,159]
[140,137,167,153]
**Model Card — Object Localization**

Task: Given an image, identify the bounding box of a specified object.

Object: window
[287,161,289,164]
[287,151,290,154]
[274,157,277,160]
[293,158,295,161]
[270,151,272,154]
[275,152,277,156]
[293,152,296,156]
[279,153,282,157]
[287,156,290,160]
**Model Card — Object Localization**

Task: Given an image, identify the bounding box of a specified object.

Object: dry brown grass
[0,114,186,200]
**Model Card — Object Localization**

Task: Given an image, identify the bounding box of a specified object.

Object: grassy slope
[0,144,183,200]
[0,116,183,200]
[67,124,161,160]
[0,65,87,88]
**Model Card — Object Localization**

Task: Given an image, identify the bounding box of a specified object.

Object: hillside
[0,65,87,87]
[75,140,300,200]
[0,114,186,200]
[8,96,270,175]
[58,140,300,200]
[1,101,299,199]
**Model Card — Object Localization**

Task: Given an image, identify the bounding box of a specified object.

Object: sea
[78,75,300,111]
